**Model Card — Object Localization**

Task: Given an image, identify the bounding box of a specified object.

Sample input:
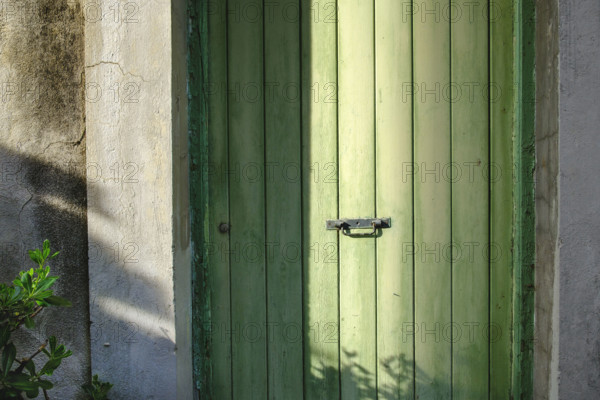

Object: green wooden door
[191,0,532,398]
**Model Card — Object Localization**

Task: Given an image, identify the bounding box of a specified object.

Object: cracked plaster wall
[0,0,89,398]
[0,0,192,397]
[85,0,191,398]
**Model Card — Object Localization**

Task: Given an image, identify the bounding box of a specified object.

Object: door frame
[187,0,536,397]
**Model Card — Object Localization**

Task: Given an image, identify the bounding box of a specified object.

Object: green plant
[81,374,113,400]
[0,240,72,399]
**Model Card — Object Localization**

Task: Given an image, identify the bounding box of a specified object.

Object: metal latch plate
[326,218,391,230]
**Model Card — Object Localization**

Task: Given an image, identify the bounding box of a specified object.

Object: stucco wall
[0,1,90,398]
[559,0,600,398]
[85,0,191,398]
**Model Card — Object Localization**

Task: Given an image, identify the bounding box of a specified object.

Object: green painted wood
[264,1,303,398]
[450,1,489,398]
[207,0,232,397]
[512,0,536,397]
[188,0,211,394]
[337,0,377,398]
[301,0,341,398]
[490,0,515,397]
[412,0,452,398]
[227,0,267,397]
[192,1,535,398]
[374,0,414,398]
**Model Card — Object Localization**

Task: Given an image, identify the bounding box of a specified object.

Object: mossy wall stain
[0,1,89,399]
[1,0,84,132]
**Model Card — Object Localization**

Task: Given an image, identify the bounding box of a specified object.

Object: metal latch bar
[326,218,391,237]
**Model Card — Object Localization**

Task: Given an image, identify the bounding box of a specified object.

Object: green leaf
[0,325,10,348]
[2,343,16,377]
[35,277,58,293]
[81,383,94,396]
[24,360,35,376]
[28,250,42,265]
[81,374,114,399]
[6,375,38,391]
[48,336,57,354]
[34,290,54,300]
[37,379,53,390]
[10,285,23,301]
[42,240,51,261]
[24,317,35,329]
[22,273,33,293]
[39,358,61,376]
[44,296,72,307]
[25,386,39,399]
[36,299,49,307]
[50,251,60,259]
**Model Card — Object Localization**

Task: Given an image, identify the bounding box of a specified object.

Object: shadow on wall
[0,144,177,399]
[0,143,91,400]
[0,2,91,398]
[1,0,176,398]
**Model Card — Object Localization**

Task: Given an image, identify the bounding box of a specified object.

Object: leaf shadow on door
[309,349,451,399]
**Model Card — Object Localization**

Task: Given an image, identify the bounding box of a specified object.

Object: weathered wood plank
[207,0,231,397]
[338,1,377,398]
[450,1,489,398]
[490,0,515,397]
[228,0,267,397]
[301,0,341,398]
[375,0,415,398]
[264,0,303,398]
[413,0,452,398]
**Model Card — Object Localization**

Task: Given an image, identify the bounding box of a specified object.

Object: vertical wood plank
[375,0,415,397]
[264,0,303,398]
[413,1,452,398]
[450,1,489,398]
[208,0,231,397]
[338,0,377,398]
[512,0,536,395]
[302,0,341,398]
[190,0,211,393]
[228,0,267,397]
[490,0,515,397]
